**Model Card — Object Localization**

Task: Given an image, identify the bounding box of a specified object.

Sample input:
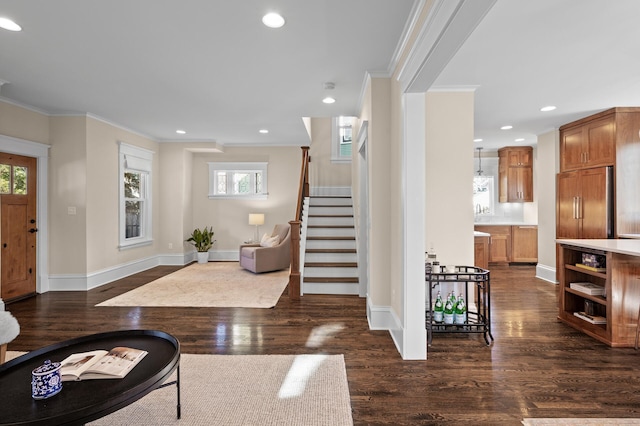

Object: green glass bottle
[433,292,444,323]
[443,297,454,324]
[454,293,467,324]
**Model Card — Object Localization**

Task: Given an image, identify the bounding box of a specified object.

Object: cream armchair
[239,224,291,273]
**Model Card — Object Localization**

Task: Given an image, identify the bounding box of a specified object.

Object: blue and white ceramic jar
[31,359,62,400]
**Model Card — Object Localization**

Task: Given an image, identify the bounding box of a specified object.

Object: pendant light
[476,147,484,176]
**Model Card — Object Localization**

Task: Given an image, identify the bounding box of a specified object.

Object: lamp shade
[248,213,265,226]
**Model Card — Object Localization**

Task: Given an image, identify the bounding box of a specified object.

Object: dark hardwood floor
[6,264,640,424]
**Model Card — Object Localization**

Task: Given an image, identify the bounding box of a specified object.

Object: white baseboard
[367,298,397,330]
[48,251,238,291]
[536,263,557,284]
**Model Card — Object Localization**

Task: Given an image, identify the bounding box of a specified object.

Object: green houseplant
[187,226,215,263]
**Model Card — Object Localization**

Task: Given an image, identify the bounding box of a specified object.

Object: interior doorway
[1,152,38,301]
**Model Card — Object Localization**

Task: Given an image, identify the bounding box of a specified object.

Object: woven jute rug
[96,262,289,308]
[6,351,353,426]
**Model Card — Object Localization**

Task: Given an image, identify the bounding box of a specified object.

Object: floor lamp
[249,213,265,243]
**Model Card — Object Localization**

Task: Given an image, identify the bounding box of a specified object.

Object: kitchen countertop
[556,239,640,257]
[474,223,538,226]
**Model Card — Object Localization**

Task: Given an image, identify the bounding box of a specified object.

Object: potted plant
[186,226,215,264]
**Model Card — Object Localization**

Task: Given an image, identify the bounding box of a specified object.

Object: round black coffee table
[0,329,180,426]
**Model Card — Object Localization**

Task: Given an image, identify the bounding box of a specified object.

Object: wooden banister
[289,146,310,300]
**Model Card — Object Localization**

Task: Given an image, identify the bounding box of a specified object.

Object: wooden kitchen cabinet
[556,167,613,239]
[475,225,538,264]
[560,114,615,172]
[511,225,538,263]
[498,146,533,203]
[474,225,511,263]
[474,234,490,270]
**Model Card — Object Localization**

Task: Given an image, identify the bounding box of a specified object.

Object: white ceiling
[0,0,415,145]
[434,0,640,151]
[1,1,640,151]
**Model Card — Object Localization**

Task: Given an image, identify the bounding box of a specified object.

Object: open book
[60,346,148,381]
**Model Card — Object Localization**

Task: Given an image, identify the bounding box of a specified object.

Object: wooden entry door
[1,152,37,301]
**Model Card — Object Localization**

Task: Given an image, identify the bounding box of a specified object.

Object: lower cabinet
[474,234,489,270]
[474,225,538,264]
[511,226,538,262]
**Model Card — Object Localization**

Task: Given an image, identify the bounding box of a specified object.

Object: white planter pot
[197,252,209,264]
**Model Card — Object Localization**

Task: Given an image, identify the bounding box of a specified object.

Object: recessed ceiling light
[500,125,513,130]
[515,138,525,142]
[540,105,556,112]
[262,12,285,28]
[0,17,21,31]
[259,129,269,134]
[474,138,483,142]
[176,129,186,134]
[322,96,336,104]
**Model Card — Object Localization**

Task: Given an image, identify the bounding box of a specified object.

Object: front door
[1,152,37,301]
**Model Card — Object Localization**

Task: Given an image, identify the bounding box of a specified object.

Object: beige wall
[425,91,475,267]
[308,117,351,189]
[48,116,88,274]
[536,130,559,281]
[188,146,299,252]
[360,77,393,307]
[85,118,159,272]
[0,102,49,144]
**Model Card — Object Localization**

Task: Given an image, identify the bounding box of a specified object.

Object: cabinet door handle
[578,196,582,219]
[573,196,577,219]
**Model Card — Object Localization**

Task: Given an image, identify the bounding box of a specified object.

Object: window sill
[208,194,268,200]
[119,239,153,250]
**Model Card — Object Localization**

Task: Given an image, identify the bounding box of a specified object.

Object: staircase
[302,196,359,295]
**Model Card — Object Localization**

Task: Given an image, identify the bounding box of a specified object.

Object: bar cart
[426,266,493,346]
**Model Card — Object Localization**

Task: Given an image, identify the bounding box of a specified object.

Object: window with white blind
[119,142,153,249]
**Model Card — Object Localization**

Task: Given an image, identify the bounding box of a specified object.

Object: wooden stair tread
[307,225,354,228]
[305,262,358,268]
[309,205,353,208]
[303,277,359,283]
[308,214,354,218]
[307,236,355,240]
[306,248,356,253]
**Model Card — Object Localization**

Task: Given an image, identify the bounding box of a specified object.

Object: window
[119,142,153,249]
[473,176,494,216]
[0,163,28,195]
[331,116,354,163]
[208,162,268,199]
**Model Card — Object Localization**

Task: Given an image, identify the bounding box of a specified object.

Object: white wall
[425,91,475,268]
[535,130,559,283]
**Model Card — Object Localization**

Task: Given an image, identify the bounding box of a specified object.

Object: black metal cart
[426,266,493,346]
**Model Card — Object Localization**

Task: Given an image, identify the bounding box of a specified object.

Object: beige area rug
[96,262,289,308]
[523,420,640,425]
[6,351,353,426]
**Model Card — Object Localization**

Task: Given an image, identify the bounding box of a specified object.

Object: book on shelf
[575,263,606,273]
[569,282,605,296]
[573,311,607,324]
[60,346,148,381]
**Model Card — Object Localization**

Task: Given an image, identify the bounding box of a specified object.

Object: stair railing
[288,146,310,300]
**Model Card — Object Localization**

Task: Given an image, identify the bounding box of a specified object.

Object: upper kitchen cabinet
[560,113,615,172]
[557,107,640,237]
[498,146,533,203]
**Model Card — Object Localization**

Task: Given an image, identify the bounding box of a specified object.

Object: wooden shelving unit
[558,243,640,347]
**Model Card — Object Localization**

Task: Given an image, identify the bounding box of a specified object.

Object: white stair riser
[302,282,359,295]
[306,240,356,250]
[309,206,353,216]
[304,267,358,278]
[307,217,354,226]
[307,227,355,237]
[309,198,352,206]
[305,252,357,263]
